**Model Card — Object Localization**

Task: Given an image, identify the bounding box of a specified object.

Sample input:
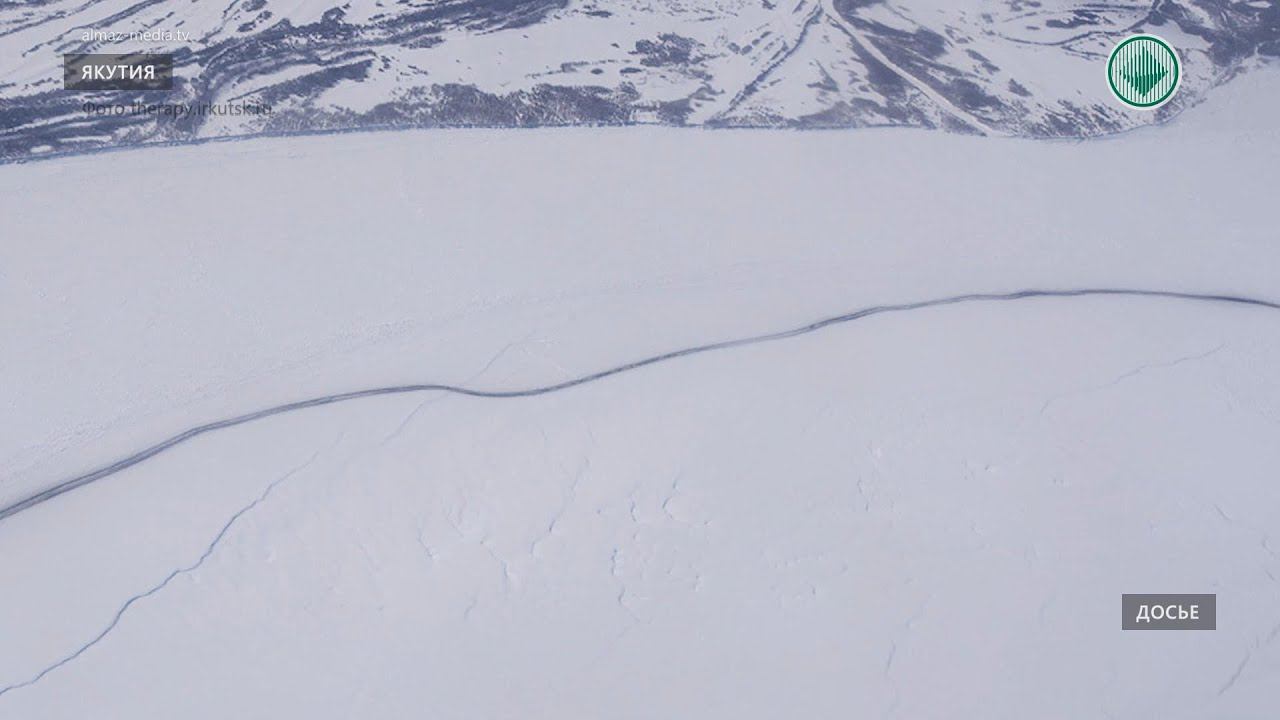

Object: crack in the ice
[413,524,438,566]
[372,334,533,454]
[0,451,320,699]
[481,540,515,593]
[609,546,643,628]
[882,595,928,718]
[1039,343,1226,416]
[660,473,683,522]
[530,458,587,557]
[4,288,1277,524]
[1217,651,1251,697]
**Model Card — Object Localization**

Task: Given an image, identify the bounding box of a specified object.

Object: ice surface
[0,67,1278,719]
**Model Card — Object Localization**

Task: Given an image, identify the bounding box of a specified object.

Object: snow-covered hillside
[1,0,1278,159]
[1,67,1279,718]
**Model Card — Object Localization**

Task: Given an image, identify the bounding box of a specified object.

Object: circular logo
[1107,35,1180,108]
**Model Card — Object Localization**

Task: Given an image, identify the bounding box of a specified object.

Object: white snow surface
[1,69,1279,718]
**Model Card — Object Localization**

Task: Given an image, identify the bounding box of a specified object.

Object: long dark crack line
[0,452,319,699]
[2,287,1277,524]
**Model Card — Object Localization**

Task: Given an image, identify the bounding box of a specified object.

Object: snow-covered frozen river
[1,69,1278,719]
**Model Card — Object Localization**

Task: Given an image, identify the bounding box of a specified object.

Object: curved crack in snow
[0,451,321,699]
[2,287,1277,524]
